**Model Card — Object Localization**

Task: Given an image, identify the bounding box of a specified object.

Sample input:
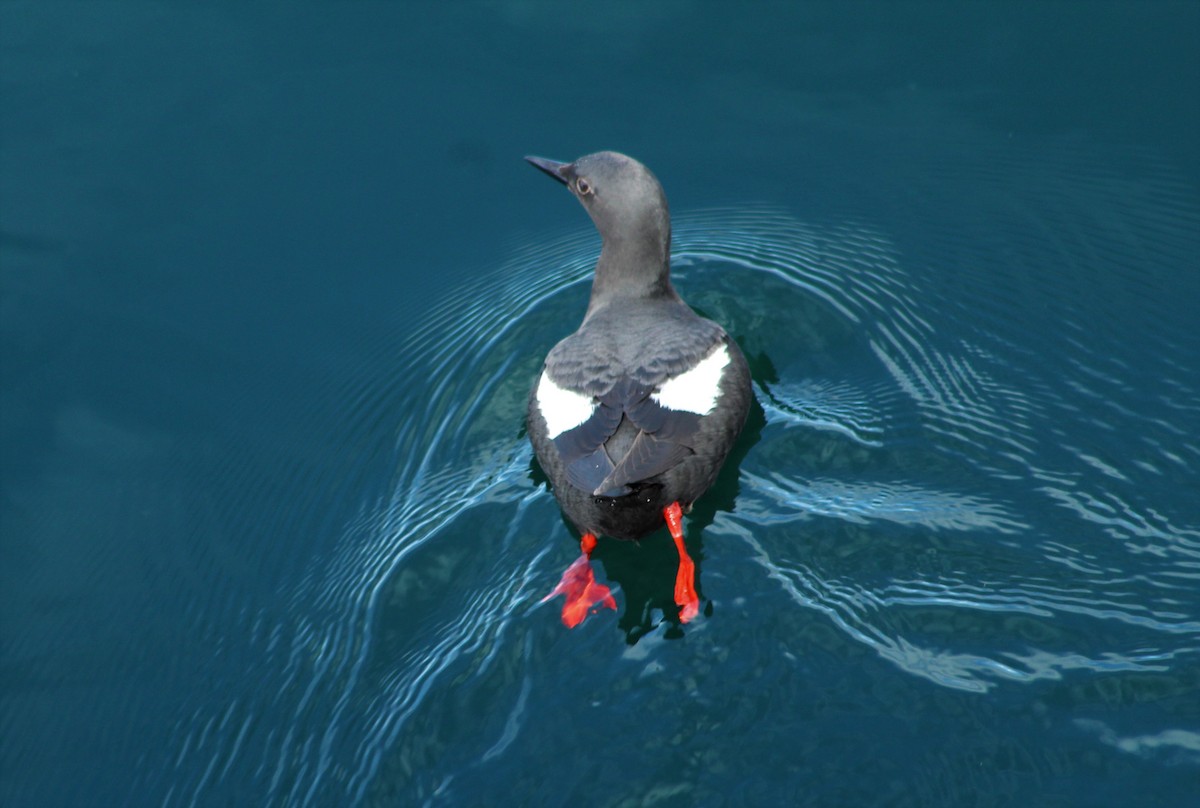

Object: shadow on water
[157,157,1200,803]
[582,392,767,645]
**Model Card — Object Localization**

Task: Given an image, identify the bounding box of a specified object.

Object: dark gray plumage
[525,151,752,542]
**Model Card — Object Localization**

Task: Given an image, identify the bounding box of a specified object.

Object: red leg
[541,532,616,628]
[664,502,699,623]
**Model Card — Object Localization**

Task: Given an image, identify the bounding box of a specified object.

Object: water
[2,3,1198,806]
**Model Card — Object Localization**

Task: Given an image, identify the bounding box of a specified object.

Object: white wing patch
[652,345,730,415]
[536,371,596,439]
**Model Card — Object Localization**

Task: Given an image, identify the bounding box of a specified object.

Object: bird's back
[529,298,750,539]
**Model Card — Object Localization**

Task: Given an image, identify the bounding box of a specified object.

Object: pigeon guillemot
[525,151,752,627]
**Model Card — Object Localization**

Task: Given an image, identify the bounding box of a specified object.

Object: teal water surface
[2,3,1198,806]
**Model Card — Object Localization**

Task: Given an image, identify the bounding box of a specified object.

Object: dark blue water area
[3,2,1199,806]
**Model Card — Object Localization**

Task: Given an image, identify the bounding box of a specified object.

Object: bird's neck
[586,219,676,314]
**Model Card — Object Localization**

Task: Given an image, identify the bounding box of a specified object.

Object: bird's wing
[540,331,732,497]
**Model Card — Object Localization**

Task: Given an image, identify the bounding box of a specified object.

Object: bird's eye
[575,177,592,195]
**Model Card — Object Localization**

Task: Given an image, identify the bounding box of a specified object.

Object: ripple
[1076,720,1200,766]
[735,521,1199,692]
[738,469,1026,534]
[162,191,1200,802]
[758,378,886,447]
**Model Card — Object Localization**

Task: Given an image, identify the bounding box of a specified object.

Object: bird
[524,151,752,627]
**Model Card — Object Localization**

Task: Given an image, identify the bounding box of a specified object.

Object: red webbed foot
[541,533,616,628]
[664,502,700,623]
